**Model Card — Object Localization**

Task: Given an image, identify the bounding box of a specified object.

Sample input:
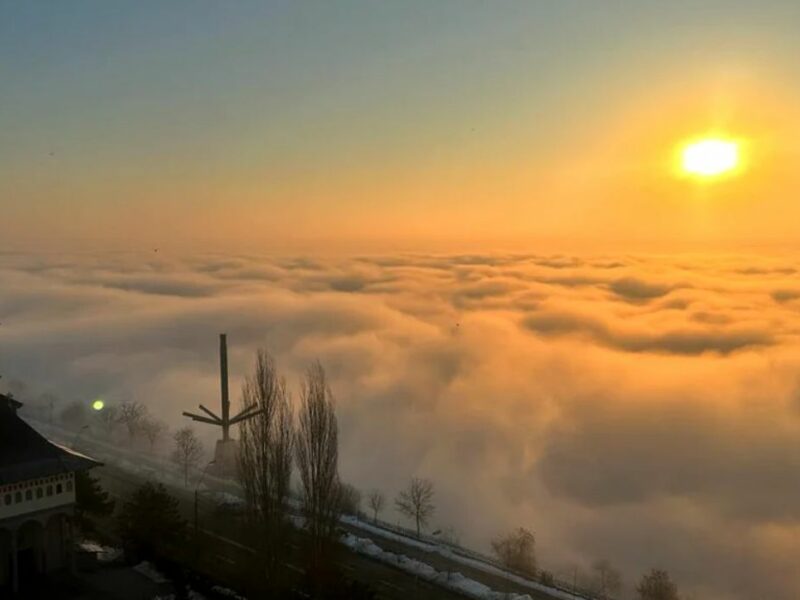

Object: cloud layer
[2,250,800,599]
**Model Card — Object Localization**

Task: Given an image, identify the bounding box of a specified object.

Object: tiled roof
[0,393,100,485]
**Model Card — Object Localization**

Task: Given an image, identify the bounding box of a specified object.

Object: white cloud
[2,251,799,600]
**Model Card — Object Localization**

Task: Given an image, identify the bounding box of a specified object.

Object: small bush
[491,527,536,576]
[116,481,187,562]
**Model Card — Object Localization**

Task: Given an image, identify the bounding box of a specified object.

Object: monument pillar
[182,334,262,478]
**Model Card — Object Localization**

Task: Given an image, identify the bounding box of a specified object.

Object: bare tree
[140,416,168,451]
[592,559,622,599]
[95,404,119,437]
[339,482,361,516]
[118,400,147,443]
[172,426,203,486]
[636,569,678,600]
[395,477,434,537]
[367,490,385,523]
[491,527,536,576]
[237,349,294,585]
[295,362,341,574]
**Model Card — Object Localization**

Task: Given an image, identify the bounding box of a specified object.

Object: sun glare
[681,138,740,177]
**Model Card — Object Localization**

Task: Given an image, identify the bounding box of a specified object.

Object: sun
[680,138,740,177]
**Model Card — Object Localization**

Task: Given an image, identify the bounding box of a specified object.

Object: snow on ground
[79,540,123,563]
[79,541,106,553]
[342,533,533,600]
[135,562,242,600]
[211,585,248,599]
[342,517,583,600]
[134,561,169,584]
[153,592,207,600]
[210,491,245,505]
[289,514,306,529]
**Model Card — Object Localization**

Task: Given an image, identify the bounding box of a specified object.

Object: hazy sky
[3,1,800,251]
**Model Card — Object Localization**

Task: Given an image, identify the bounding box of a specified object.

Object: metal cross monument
[182,334,261,472]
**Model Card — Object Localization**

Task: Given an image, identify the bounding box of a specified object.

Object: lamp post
[194,460,216,535]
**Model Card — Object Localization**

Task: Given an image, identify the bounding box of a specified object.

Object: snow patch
[79,540,123,563]
[211,585,248,599]
[134,561,169,584]
[153,592,206,600]
[341,533,534,600]
[341,517,582,600]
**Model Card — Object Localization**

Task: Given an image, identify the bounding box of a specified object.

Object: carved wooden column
[10,527,18,594]
[35,518,44,573]
[67,516,76,574]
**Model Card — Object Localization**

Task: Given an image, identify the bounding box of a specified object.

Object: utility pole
[219,333,230,441]
[194,461,215,536]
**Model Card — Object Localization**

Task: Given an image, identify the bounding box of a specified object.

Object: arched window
[36,488,43,499]
[56,484,63,494]
[3,494,10,506]
[66,481,73,492]
[14,491,22,503]
[25,489,32,501]
[46,485,53,497]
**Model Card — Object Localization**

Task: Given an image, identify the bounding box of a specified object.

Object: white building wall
[0,472,75,521]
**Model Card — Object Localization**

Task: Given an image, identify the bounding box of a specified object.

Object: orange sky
[2,3,800,253]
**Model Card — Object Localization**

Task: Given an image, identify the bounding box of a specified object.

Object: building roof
[0,393,101,485]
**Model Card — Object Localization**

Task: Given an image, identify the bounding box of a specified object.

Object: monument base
[210,438,239,479]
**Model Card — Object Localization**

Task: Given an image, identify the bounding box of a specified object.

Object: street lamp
[194,460,216,535]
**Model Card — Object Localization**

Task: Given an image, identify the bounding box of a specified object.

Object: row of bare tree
[235,351,452,596]
[59,395,205,487]
[59,396,170,451]
[358,477,436,538]
[489,527,683,600]
[47,388,206,490]
[236,351,340,591]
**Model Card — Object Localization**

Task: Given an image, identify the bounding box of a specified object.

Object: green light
[92,399,105,411]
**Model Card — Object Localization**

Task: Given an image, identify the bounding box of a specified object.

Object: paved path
[76,566,171,600]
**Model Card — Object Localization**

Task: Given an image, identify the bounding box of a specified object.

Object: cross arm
[197,404,222,423]
[229,406,265,425]
[182,411,223,426]
[230,403,259,421]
